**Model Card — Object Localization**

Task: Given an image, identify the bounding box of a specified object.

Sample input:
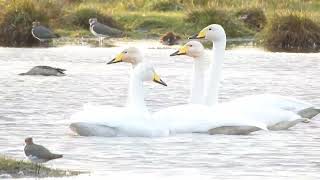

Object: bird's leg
[99,37,102,46]
[38,164,41,175]
[33,163,37,176]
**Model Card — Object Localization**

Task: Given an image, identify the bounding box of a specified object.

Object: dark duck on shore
[160,32,181,46]
[19,66,66,76]
[31,21,59,43]
[89,18,123,46]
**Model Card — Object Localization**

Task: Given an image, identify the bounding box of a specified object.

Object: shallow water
[0,44,319,179]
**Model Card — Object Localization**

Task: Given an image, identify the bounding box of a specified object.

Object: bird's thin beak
[153,73,167,86]
[188,28,207,39]
[170,45,188,56]
[107,53,124,64]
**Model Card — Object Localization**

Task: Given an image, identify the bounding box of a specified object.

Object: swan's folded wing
[153,104,268,133]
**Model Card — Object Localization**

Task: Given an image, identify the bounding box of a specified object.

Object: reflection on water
[0,45,319,179]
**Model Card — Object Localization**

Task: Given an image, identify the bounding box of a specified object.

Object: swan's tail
[297,107,320,120]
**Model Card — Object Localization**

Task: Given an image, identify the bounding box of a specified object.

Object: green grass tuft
[67,6,121,29]
[0,155,82,178]
[185,8,254,37]
[145,0,183,12]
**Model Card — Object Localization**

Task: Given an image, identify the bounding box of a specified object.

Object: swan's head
[189,24,226,42]
[107,47,143,66]
[134,63,167,86]
[170,41,204,58]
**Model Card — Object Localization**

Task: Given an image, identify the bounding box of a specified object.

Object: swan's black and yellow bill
[153,73,167,86]
[170,45,188,56]
[189,27,207,39]
[107,52,124,64]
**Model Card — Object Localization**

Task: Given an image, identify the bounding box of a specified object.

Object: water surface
[0,45,319,179]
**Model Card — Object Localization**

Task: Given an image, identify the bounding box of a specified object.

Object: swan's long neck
[126,73,147,112]
[204,40,226,106]
[190,54,206,104]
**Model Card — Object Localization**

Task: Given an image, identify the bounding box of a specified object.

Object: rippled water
[0,44,319,179]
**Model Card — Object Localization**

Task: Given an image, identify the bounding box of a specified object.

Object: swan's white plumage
[70,57,170,137]
[153,104,268,133]
[182,24,309,130]
[70,104,169,137]
[229,94,313,113]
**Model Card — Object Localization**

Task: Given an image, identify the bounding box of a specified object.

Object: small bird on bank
[19,66,66,76]
[24,137,63,164]
[89,18,123,46]
[24,137,63,175]
[31,21,59,45]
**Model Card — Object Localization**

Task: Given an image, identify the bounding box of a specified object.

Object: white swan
[70,50,169,137]
[185,24,312,128]
[189,24,319,119]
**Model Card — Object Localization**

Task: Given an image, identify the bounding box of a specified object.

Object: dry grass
[236,8,267,31]
[257,13,320,52]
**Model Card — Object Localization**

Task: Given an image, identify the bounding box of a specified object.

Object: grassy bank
[0,156,81,178]
[0,0,319,51]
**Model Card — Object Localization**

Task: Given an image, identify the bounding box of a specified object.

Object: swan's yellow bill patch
[197,28,207,39]
[153,73,167,86]
[114,53,124,62]
[178,45,188,55]
[107,52,124,64]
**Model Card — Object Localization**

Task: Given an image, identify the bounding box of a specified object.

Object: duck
[185,24,314,128]
[31,21,59,44]
[160,32,181,46]
[89,18,123,46]
[70,49,169,137]
[19,66,66,76]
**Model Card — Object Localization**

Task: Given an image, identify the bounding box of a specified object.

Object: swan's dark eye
[124,51,128,54]
[209,28,212,30]
[189,45,193,47]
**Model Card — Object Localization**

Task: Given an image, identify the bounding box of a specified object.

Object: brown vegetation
[236,8,267,31]
[258,14,320,52]
[0,0,49,47]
